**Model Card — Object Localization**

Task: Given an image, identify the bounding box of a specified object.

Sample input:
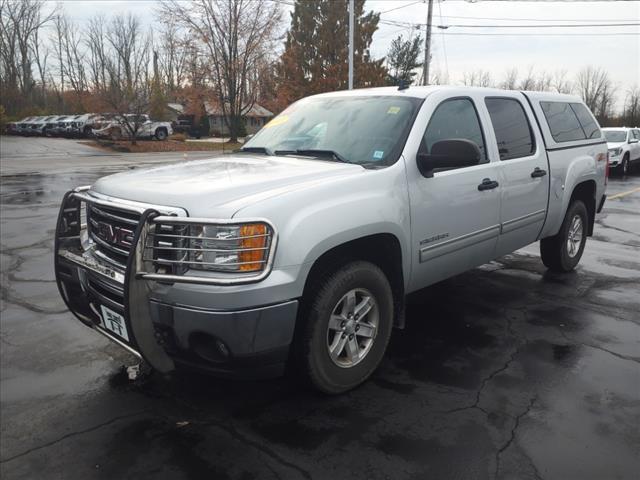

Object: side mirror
[629,138,639,144]
[417,139,481,178]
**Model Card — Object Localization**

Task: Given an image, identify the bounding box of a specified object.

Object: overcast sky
[52,0,639,110]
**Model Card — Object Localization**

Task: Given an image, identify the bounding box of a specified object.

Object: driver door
[406,93,501,292]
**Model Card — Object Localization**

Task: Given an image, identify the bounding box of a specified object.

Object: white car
[93,114,173,141]
[603,127,640,175]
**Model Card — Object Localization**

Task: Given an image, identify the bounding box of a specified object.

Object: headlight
[608,147,622,156]
[147,220,274,275]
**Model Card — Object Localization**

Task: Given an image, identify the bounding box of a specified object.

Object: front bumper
[54,189,298,378]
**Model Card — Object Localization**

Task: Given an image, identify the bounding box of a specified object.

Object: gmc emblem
[94,221,134,249]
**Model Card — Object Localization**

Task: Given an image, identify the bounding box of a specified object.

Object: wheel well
[570,180,596,236]
[301,234,406,328]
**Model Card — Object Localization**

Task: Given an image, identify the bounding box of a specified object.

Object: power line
[380,19,640,28]
[423,32,640,36]
[379,1,422,14]
[431,14,634,23]
[439,22,640,28]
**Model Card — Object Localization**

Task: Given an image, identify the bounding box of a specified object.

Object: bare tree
[518,66,537,91]
[500,68,518,90]
[533,71,552,92]
[623,87,640,127]
[101,14,153,144]
[462,69,493,88]
[157,19,188,94]
[576,66,614,122]
[0,0,55,114]
[160,0,282,142]
[53,13,88,109]
[552,69,573,94]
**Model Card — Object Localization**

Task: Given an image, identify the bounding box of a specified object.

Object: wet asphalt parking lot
[1,136,639,480]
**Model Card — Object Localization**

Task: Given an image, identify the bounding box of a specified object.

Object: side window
[422,98,487,164]
[570,103,601,139]
[632,130,640,140]
[485,98,535,160]
[540,101,585,143]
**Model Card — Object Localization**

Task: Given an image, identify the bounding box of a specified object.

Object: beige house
[205,101,274,136]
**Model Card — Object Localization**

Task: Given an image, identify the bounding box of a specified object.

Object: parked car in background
[72,113,100,137]
[5,121,19,134]
[93,114,173,141]
[603,127,640,175]
[26,118,50,136]
[42,116,64,136]
[16,116,37,135]
[172,114,203,138]
[55,86,607,394]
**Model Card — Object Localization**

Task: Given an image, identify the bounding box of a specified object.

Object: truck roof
[311,85,584,105]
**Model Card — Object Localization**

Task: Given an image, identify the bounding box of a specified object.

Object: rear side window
[422,98,487,164]
[570,103,601,139]
[485,98,535,160]
[540,101,585,143]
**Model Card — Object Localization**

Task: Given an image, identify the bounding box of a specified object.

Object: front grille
[87,203,140,270]
[86,202,186,273]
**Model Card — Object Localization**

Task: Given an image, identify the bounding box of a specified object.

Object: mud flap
[124,210,175,373]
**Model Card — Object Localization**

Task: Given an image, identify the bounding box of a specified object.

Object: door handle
[478,178,499,191]
[531,167,547,178]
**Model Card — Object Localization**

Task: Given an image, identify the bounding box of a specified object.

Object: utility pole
[422,0,434,86]
[348,0,354,89]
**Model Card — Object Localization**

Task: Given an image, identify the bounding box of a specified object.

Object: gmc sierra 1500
[55,86,607,393]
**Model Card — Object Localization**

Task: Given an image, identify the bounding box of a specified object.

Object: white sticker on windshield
[373,150,384,159]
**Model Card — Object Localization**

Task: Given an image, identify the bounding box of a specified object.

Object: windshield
[243,95,422,166]
[604,130,627,143]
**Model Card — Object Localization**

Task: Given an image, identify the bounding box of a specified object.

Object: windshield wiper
[239,146,274,156]
[293,149,350,163]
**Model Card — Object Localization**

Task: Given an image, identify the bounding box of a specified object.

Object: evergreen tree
[276,0,386,110]
[386,33,422,86]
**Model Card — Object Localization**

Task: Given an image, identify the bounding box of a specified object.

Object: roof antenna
[398,79,409,91]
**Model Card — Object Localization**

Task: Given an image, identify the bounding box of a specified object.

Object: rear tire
[540,200,588,272]
[294,261,393,394]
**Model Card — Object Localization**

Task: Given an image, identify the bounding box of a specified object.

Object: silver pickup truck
[55,86,607,393]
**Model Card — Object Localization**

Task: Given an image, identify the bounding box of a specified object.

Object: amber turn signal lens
[238,224,268,271]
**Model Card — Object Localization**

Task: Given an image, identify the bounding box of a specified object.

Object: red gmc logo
[95,221,134,249]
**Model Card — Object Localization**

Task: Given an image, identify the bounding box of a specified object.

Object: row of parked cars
[5,113,173,141]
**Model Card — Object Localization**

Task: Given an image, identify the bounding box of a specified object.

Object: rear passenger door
[483,95,550,257]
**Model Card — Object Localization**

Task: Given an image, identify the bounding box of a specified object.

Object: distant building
[205,101,274,136]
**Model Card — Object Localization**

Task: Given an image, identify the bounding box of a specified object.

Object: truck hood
[606,141,625,149]
[90,154,365,217]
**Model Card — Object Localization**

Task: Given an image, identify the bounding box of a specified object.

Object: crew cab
[93,114,173,141]
[603,127,640,175]
[55,86,607,393]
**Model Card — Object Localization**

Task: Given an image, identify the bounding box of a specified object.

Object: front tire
[294,261,393,394]
[155,128,168,141]
[618,154,630,176]
[540,200,588,272]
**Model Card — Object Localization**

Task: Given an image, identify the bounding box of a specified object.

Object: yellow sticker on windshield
[387,106,401,114]
[264,115,289,129]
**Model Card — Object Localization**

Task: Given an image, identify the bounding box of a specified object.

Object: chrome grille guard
[55,188,175,372]
[55,187,278,371]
